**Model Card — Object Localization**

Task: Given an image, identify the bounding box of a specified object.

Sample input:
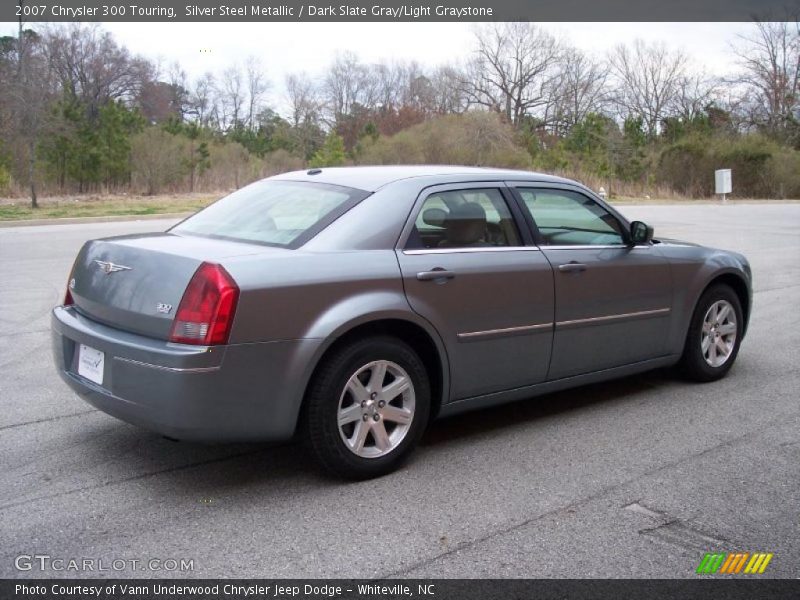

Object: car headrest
[422,207,447,228]
[444,202,487,245]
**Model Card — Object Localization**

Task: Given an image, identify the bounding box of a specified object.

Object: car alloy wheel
[337,360,416,458]
[700,299,738,368]
[680,284,743,382]
[304,335,430,479]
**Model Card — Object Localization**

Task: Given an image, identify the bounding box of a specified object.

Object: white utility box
[715,169,732,200]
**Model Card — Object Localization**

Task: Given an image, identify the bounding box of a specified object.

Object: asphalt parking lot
[0,203,798,579]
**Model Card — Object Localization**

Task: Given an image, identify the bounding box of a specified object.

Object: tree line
[0,20,798,205]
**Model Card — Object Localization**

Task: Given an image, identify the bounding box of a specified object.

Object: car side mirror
[630,221,654,244]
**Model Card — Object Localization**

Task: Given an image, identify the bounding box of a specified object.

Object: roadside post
[715,169,732,203]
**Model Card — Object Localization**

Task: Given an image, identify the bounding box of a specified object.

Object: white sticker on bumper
[78,344,104,385]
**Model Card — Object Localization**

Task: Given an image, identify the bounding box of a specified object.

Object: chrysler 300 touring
[52,166,752,478]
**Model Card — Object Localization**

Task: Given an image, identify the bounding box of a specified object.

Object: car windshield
[171,180,369,248]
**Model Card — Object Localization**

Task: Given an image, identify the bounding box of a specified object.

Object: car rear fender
[292,301,452,421]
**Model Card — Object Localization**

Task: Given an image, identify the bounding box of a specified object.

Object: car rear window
[171,180,369,248]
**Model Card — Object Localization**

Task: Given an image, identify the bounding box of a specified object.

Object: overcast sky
[2,21,752,105]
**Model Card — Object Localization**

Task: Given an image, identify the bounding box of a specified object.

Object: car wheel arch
[296,315,450,431]
[671,268,751,359]
[693,271,751,337]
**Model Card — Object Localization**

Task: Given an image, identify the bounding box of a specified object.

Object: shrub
[656,134,800,198]
[204,142,252,190]
[260,149,305,177]
[130,128,187,195]
[358,112,531,169]
[656,138,711,196]
[768,148,800,198]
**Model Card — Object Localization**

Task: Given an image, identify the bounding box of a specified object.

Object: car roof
[269,165,577,192]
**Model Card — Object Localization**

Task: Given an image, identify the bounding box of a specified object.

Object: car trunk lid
[68,232,280,340]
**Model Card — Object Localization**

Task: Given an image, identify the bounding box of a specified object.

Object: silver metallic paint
[51,166,752,442]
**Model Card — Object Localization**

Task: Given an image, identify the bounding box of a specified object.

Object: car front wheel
[305,336,430,479]
[680,284,743,382]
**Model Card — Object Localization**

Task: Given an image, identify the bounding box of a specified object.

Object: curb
[0,212,192,228]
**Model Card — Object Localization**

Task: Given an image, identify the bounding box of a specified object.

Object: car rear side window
[518,188,625,246]
[406,188,521,250]
[171,180,369,248]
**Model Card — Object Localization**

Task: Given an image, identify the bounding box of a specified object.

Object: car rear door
[510,184,673,380]
[396,183,554,401]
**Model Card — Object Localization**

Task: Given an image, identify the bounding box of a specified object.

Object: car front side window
[518,189,625,246]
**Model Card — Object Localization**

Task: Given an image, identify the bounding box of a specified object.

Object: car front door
[396,184,554,401]
[512,185,673,380]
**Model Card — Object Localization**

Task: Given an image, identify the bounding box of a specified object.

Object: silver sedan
[51,166,752,478]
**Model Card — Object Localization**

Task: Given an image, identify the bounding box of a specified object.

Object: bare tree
[608,39,688,137]
[673,71,720,122]
[323,52,356,123]
[17,1,37,207]
[284,72,324,158]
[244,56,269,131]
[43,23,149,120]
[373,61,405,110]
[430,65,470,114]
[220,65,244,130]
[732,20,799,136]
[285,72,321,127]
[463,23,563,127]
[136,61,189,124]
[167,61,191,121]
[322,52,378,125]
[190,72,215,127]
[4,2,55,207]
[549,48,609,135]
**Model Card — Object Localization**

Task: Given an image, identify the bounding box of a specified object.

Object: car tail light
[169,262,239,345]
[64,275,74,306]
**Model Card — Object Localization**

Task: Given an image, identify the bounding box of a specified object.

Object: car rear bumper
[51,306,323,442]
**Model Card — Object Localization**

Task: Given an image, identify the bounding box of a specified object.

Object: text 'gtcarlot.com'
[14,554,194,572]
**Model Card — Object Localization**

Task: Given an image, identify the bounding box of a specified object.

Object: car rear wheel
[305,336,430,479]
[680,284,743,382]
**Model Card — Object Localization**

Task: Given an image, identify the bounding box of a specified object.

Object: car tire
[680,284,743,382]
[304,336,431,480]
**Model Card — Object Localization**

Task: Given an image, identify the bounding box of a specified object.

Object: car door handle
[558,262,587,273]
[417,268,455,281]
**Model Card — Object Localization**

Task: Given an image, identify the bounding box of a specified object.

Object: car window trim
[541,244,653,251]
[402,246,542,255]
[396,182,535,252]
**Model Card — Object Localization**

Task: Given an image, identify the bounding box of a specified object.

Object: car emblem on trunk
[93,260,132,274]
[156,303,173,314]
